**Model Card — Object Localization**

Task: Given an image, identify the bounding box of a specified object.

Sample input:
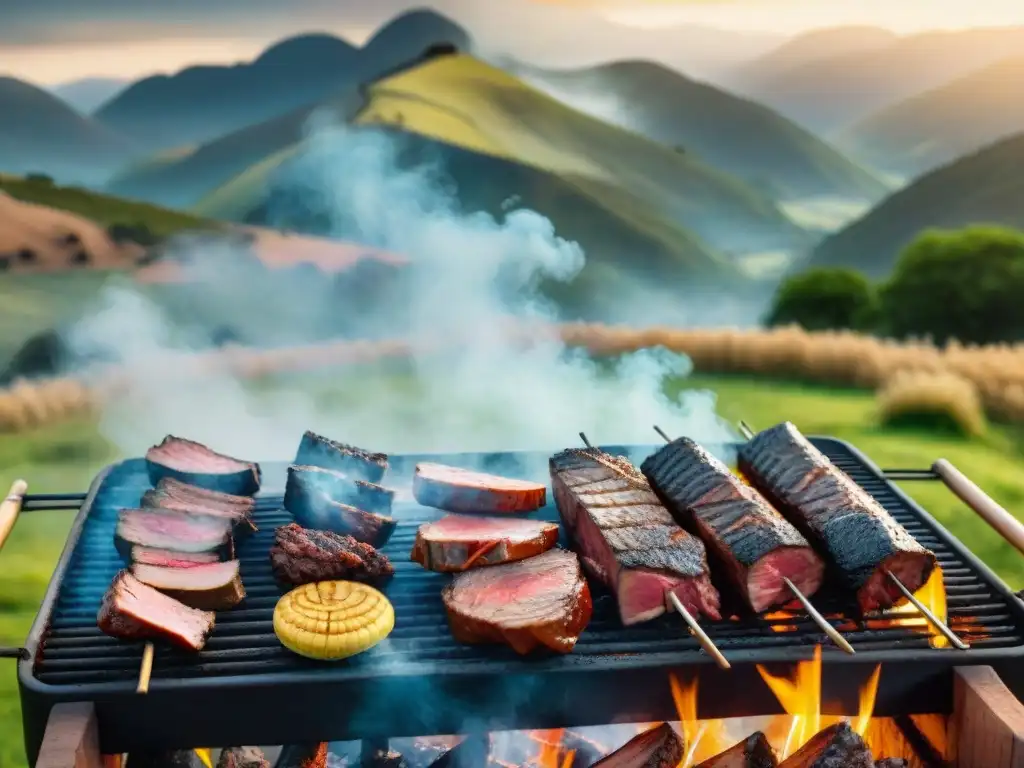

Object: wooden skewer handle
[0,479,28,553]
[932,459,1024,557]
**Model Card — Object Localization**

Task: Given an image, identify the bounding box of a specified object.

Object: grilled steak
[270,523,394,587]
[642,438,824,613]
[778,723,873,768]
[146,436,261,496]
[739,422,937,612]
[217,747,270,768]
[116,509,234,560]
[294,431,388,484]
[411,514,560,572]
[413,462,546,514]
[142,477,256,536]
[132,559,245,610]
[97,570,215,650]
[442,548,592,654]
[131,546,221,568]
[592,723,684,768]
[285,464,394,517]
[696,732,778,768]
[550,447,720,625]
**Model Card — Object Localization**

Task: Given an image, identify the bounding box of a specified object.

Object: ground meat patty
[269,523,393,587]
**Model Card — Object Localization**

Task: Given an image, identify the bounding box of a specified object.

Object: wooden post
[952,666,1024,768]
[35,703,104,768]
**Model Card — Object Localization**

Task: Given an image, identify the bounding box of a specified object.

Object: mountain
[94,9,470,152]
[49,77,128,114]
[726,27,1024,133]
[520,60,887,203]
[0,77,135,184]
[838,56,1024,177]
[806,133,1024,277]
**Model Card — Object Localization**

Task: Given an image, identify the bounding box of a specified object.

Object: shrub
[880,226,1024,344]
[876,369,986,437]
[25,173,53,185]
[765,267,879,332]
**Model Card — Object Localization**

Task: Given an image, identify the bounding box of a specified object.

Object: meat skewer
[737,421,967,650]
[648,426,854,656]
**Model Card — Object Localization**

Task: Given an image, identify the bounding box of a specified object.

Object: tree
[879,226,1024,344]
[765,267,879,331]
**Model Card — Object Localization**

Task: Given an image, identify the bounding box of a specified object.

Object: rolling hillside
[727,27,1024,133]
[0,78,134,184]
[806,133,1024,276]
[523,59,887,202]
[838,56,1024,176]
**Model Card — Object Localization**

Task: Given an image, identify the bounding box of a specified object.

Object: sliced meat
[778,723,874,768]
[592,723,684,768]
[442,548,592,654]
[131,546,221,568]
[132,559,246,610]
[696,732,778,768]
[217,747,270,768]
[550,447,720,626]
[269,523,394,587]
[738,422,937,612]
[302,497,396,548]
[411,515,560,572]
[642,438,824,613]
[116,509,234,560]
[97,570,215,650]
[284,464,394,520]
[142,477,256,536]
[413,462,546,514]
[146,436,261,496]
[294,431,388,483]
[151,477,256,512]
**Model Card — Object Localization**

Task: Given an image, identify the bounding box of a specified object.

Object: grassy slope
[807,132,1024,276]
[2,373,1023,767]
[839,56,1024,176]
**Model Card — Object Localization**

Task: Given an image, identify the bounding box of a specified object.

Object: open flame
[669,674,732,767]
[873,566,950,648]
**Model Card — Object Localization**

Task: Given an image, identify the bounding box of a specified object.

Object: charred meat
[305,497,396,548]
[294,431,388,484]
[550,447,720,625]
[141,477,256,535]
[116,509,234,560]
[132,559,245,610]
[216,747,270,768]
[270,523,394,587]
[146,436,261,496]
[411,514,560,572]
[592,724,684,768]
[696,732,778,768]
[97,570,215,650]
[442,547,592,654]
[738,422,937,612]
[285,464,394,519]
[778,722,873,768]
[642,438,824,613]
[413,462,546,514]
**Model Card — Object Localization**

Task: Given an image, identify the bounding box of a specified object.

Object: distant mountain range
[838,56,1024,177]
[806,132,1024,276]
[49,77,128,114]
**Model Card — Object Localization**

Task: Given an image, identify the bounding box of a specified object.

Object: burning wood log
[590,723,684,768]
[218,748,271,768]
[777,722,873,768]
[276,744,328,768]
[695,732,778,767]
[427,735,490,768]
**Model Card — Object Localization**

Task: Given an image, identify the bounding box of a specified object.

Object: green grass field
[1,373,1022,767]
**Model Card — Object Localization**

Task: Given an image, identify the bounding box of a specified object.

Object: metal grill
[18,438,1024,763]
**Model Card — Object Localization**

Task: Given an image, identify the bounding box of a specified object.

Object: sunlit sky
[3,0,1024,85]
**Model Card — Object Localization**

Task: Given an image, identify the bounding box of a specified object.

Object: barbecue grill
[7,436,1024,767]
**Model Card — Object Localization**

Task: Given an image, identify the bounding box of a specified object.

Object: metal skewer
[137,642,154,694]
[579,431,731,670]
[653,424,855,655]
[734,420,969,651]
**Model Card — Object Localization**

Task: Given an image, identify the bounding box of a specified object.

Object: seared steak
[592,724,684,768]
[132,559,245,610]
[145,436,261,496]
[294,431,388,484]
[411,514,559,572]
[131,546,220,568]
[97,570,215,650]
[270,523,393,587]
[696,732,778,767]
[116,509,233,560]
[285,464,394,516]
[642,437,824,613]
[141,477,256,536]
[413,462,546,514]
[739,422,936,612]
[778,723,873,768]
[442,548,592,654]
[550,447,720,625]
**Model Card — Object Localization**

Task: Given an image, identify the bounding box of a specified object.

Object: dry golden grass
[876,369,988,437]
[9,323,1024,432]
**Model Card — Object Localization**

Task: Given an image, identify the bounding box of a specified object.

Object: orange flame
[855,665,882,737]
[878,566,949,648]
[530,730,565,768]
[756,645,821,759]
[669,674,732,766]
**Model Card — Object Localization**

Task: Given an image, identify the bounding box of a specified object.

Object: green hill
[524,59,887,202]
[838,56,1024,176]
[806,133,1024,276]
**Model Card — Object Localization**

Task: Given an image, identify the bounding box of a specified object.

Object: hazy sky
[3,0,1024,85]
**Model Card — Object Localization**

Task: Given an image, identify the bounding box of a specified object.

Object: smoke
[66,121,736,468]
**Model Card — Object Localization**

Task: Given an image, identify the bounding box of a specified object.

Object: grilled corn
[273,580,395,660]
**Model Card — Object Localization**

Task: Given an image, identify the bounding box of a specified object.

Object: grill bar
[16,438,1024,763]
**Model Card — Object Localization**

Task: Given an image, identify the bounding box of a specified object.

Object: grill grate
[18,438,1024,760]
